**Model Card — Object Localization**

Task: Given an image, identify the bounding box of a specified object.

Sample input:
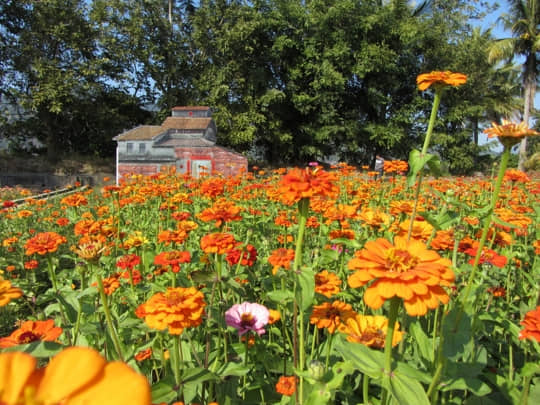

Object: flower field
[1,72,540,405]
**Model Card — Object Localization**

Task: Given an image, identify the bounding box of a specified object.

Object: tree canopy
[0,0,529,173]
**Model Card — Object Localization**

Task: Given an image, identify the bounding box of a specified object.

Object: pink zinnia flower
[225,302,270,336]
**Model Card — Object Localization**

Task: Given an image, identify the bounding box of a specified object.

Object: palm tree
[488,0,540,170]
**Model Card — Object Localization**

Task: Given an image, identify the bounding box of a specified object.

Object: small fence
[0,173,95,189]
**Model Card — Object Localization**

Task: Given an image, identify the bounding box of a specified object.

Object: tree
[488,0,540,170]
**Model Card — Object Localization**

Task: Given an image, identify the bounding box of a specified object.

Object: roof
[172,106,210,111]
[161,117,212,130]
[156,137,216,147]
[115,126,165,141]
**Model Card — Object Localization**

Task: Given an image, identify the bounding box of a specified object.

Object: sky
[472,1,538,148]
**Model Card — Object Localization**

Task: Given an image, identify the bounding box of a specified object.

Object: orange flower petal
[0,351,36,404]
[67,361,151,405]
[36,347,106,402]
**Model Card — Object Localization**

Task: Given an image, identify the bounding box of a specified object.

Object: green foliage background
[0,0,526,173]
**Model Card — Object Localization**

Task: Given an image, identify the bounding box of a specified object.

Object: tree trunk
[519,53,536,171]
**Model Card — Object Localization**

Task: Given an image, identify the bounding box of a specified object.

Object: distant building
[114,106,248,181]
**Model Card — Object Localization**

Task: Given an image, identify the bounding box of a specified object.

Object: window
[126,143,133,153]
[139,143,146,154]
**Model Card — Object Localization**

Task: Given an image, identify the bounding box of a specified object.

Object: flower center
[18,331,40,344]
[165,291,182,305]
[240,313,255,328]
[385,248,419,273]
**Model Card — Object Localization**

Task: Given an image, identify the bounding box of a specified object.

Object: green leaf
[440,377,491,396]
[408,321,434,363]
[296,267,315,311]
[266,289,295,304]
[407,149,440,187]
[387,370,430,405]
[1,341,64,358]
[521,362,540,378]
[333,335,384,379]
[216,361,251,377]
[442,306,472,360]
[151,380,177,404]
[180,367,217,384]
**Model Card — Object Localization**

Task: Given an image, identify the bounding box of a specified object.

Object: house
[114,106,248,181]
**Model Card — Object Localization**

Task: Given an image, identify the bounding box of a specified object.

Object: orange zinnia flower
[92,275,121,295]
[0,319,62,348]
[483,119,540,148]
[134,347,153,362]
[272,166,339,205]
[314,270,342,298]
[519,306,540,342]
[0,279,23,306]
[0,346,151,405]
[136,287,206,335]
[60,193,88,207]
[275,375,297,396]
[348,236,454,316]
[310,300,356,334]
[267,248,295,275]
[196,198,242,228]
[200,232,237,255]
[154,250,191,273]
[338,313,403,349]
[416,70,467,91]
[24,232,67,256]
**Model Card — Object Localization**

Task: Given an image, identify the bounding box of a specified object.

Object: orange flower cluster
[0,346,151,405]
[272,167,338,205]
[60,192,88,207]
[0,319,62,348]
[275,376,297,396]
[154,250,191,273]
[383,160,408,174]
[268,248,295,275]
[0,279,23,306]
[348,236,455,316]
[338,313,403,349]
[136,287,206,335]
[310,300,355,334]
[93,275,121,295]
[519,306,540,342]
[200,232,237,255]
[225,243,258,267]
[196,198,242,228]
[24,231,67,256]
[504,169,530,183]
[484,119,540,148]
[416,70,467,91]
[314,270,342,298]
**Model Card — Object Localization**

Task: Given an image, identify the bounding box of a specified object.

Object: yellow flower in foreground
[0,346,151,405]
[483,119,540,148]
[0,278,23,306]
[416,70,467,91]
[338,313,403,349]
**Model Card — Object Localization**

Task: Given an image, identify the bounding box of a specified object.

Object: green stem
[407,88,442,242]
[293,198,309,404]
[96,274,124,361]
[422,89,442,156]
[363,374,370,405]
[381,298,401,405]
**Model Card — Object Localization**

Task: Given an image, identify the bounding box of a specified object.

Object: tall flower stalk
[407,71,467,241]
